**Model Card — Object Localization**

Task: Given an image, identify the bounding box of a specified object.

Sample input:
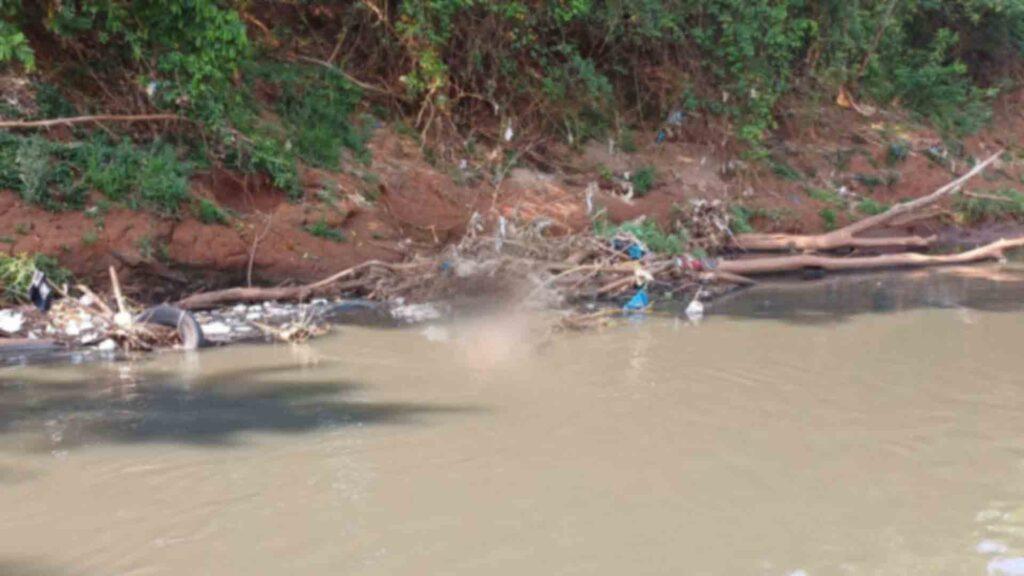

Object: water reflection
[706,264,1024,323]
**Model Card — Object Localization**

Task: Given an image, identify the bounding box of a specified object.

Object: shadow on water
[0,560,74,576]
[702,264,1024,324]
[0,363,482,450]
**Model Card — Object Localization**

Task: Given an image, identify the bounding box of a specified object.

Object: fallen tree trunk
[177,260,405,310]
[717,236,1024,276]
[733,150,1003,252]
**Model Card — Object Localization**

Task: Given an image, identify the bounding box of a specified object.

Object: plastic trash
[623,286,650,311]
[611,236,647,260]
[29,270,53,313]
[0,310,24,334]
[135,305,206,350]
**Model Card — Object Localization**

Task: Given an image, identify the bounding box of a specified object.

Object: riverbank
[4,90,1024,302]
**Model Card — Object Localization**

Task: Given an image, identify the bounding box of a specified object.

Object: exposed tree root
[732,150,1003,252]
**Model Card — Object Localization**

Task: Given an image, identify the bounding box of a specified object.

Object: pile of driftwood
[175,150,1024,312]
[38,267,189,351]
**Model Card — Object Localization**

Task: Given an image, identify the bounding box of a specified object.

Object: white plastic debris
[201,321,232,337]
[97,339,118,352]
[0,310,24,334]
[391,303,443,323]
[114,311,133,329]
[685,292,705,321]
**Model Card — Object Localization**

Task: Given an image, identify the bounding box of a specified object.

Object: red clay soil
[3,93,1024,301]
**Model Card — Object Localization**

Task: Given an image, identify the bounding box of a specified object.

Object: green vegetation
[0,253,71,303]
[887,140,911,165]
[805,187,844,206]
[771,158,803,181]
[629,166,656,197]
[0,133,190,215]
[195,198,230,226]
[857,198,891,216]
[1,1,1017,158]
[819,208,839,231]
[305,219,346,243]
[956,189,1024,222]
[594,217,685,255]
[729,205,757,234]
[729,204,790,234]
[0,0,1021,226]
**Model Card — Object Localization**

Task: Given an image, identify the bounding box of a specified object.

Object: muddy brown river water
[2,265,1024,575]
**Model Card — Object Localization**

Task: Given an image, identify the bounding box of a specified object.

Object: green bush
[857,198,890,215]
[2,0,1024,170]
[630,166,656,197]
[819,207,839,230]
[956,189,1024,222]
[0,253,71,303]
[0,133,191,215]
[305,219,346,242]
[196,198,230,225]
[594,217,685,255]
[78,138,190,215]
[729,205,756,234]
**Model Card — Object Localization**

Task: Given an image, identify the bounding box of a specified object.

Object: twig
[295,55,398,96]
[0,114,183,129]
[109,266,127,315]
[246,213,274,288]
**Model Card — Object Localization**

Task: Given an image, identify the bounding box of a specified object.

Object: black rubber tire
[134,305,206,350]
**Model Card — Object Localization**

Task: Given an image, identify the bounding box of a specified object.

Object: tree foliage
[0,0,1023,176]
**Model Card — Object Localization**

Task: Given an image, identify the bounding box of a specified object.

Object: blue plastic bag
[623,287,650,312]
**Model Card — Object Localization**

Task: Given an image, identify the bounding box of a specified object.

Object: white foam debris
[421,325,450,342]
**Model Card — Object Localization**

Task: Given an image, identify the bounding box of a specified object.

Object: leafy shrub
[805,187,844,206]
[11,136,85,210]
[594,217,685,255]
[0,253,71,303]
[819,207,839,230]
[305,219,346,242]
[196,198,230,225]
[729,205,756,234]
[886,140,911,165]
[956,189,1024,222]
[857,198,890,216]
[771,158,803,181]
[630,166,656,197]
[78,137,190,215]
[248,62,366,170]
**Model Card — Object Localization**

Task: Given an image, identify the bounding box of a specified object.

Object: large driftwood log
[177,260,402,310]
[733,150,1003,252]
[717,237,1024,276]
